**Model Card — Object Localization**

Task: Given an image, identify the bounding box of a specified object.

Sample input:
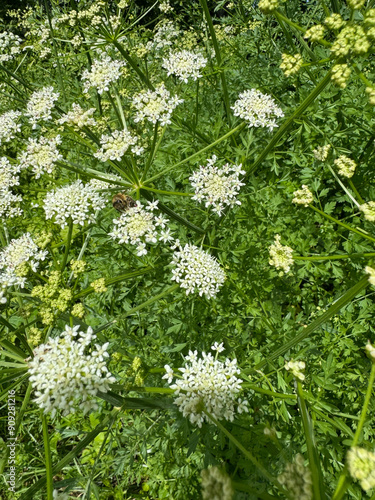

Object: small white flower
[231,89,284,131]
[285,359,305,381]
[132,83,183,126]
[19,135,62,178]
[94,129,141,162]
[0,110,22,145]
[0,157,22,219]
[211,342,225,353]
[82,53,125,94]
[26,86,59,129]
[0,31,22,63]
[163,50,207,83]
[162,364,174,383]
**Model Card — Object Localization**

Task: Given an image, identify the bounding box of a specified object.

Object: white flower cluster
[82,54,125,94]
[94,130,143,162]
[170,242,226,298]
[292,185,313,206]
[25,86,59,129]
[365,341,375,362]
[347,447,375,491]
[27,324,115,417]
[268,235,294,274]
[109,200,172,256]
[313,145,331,161]
[43,180,107,228]
[132,83,183,126]
[163,344,248,427]
[0,31,22,63]
[190,156,245,215]
[359,201,375,222]
[0,157,22,220]
[19,135,63,178]
[201,466,234,500]
[285,359,306,381]
[0,233,47,302]
[231,89,284,131]
[58,103,96,128]
[365,265,375,286]
[0,110,22,145]
[146,21,180,51]
[162,50,207,83]
[334,155,357,178]
[278,454,312,500]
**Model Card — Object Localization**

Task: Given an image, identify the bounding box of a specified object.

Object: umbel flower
[280,54,303,77]
[170,242,226,298]
[292,185,313,206]
[58,103,96,128]
[43,180,106,228]
[82,53,125,94]
[25,86,59,129]
[347,447,375,491]
[231,89,284,131]
[0,157,22,220]
[0,31,22,63]
[285,359,306,381]
[313,145,331,161]
[163,344,248,427]
[132,83,183,126]
[94,129,143,162]
[201,466,234,500]
[190,156,245,215]
[0,233,47,303]
[19,135,63,178]
[334,155,356,178]
[27,324,115,417]
[278,454,313,500]
[268,235,294,274]
[359,201,375,222]
[0,110,22,145]
[162,49,207,82]
[109,200,172,256]
[365,265,375,286]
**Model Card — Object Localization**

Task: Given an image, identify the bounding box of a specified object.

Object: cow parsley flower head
[0,31,22,63]
[132,83,183,126]
[26,86,59,129]
[27,324,115,417]
[292,185,313,206]
[280,54,303,77]
[170,243,226,298]
[360,201,375,222]
[0,110,22,145]
[201,466,234,500]
[82,54,125,94]
[365,266,375,286]
[334,155,357,178]
[164,345,248,427]
[347,447,375,491]
[365,340,375,362]
[94,129,143,162]
[313,145,331,161]
[231,89,284,131]
[285,359,306,381]
[0,233,47,302]
[0,157,22,219]
[19,135,62,178]
[278,454,313,500]
[109,200,170,255]
[43,180,106,228]
[162,50,207,82]
[304,24,325,42]
[269,235,294,274]
[58,103,96,128]
[190,156,245,215]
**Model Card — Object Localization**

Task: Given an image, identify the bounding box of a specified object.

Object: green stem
[310,205,375,244]
[141,186,193,197]
[142,122,160,181]
[348,179,364,205]
[247,71,332,178]
[144,122,246,185]
[243,383,296,400]
[42,413,53,500]
[112,39,154,90]
[327,164,360,207]
[293,252,375,261]
[60,219,73,273]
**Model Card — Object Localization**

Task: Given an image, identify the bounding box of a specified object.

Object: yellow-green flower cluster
[280,54,303,77]
[359,201,375,222]
[331,25,369,57]
[313,145,331,161]
[304,24,325,42]
[268,235,294,274]
[366,87,375,105]
[31,271,73,325]
[347,0,366,9]
[90,277,107,293]
[71,303,85,318]
[331,64,351,88]
[201,466,233,500]
[365,266,375,286]
[28,326,42,347]
[347,447,375,491]
[285,360,306,381]
[258,0,279,14]
[33,231,53,250]
[292,185,313,207]
[324,13,345,30]
[334,155,356,178]
[365,341,375,362]
[70,259,86,278]
[278,454,312,500]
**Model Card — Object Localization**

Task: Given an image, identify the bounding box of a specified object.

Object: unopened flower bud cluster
[366,87,375,106]
[170,242,225,298]
[31,271,72,325]
[70,259,86,278]
[190,156,245,215]
[109,200,172,256]
[324,14,345,30]
[163,344,248,427]
[278,454,312,500]
[162,50,207,83]
[94,129,143,162]
[258,0,280,14]
[19,135,62,178]
[27,324,115,417]
[26,86,59,129]
[269,235,294,274]
[331,25,369,58]
[304,25,325,42]
[359,201,375,222]
[0,110,21,145]
[231,89,284,131]
[201,466,234,500]
[365,341,375,362]
[280,54,303,77]
[331,64,351,88]
[58,103,96,128]
[132,83,183,126]
[82,54,125,94]
[313,145,331,161]
[292,185,313,206]
[347,0,365,9]
[347,447,375,491]
[91,278,107,293]
[365,266,375,286]
[0,157,22,219]
[334,155,356,178]
[285,360,306,381]
[43,180,107,228]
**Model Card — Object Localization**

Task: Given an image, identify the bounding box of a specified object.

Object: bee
[112,193,138,212]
